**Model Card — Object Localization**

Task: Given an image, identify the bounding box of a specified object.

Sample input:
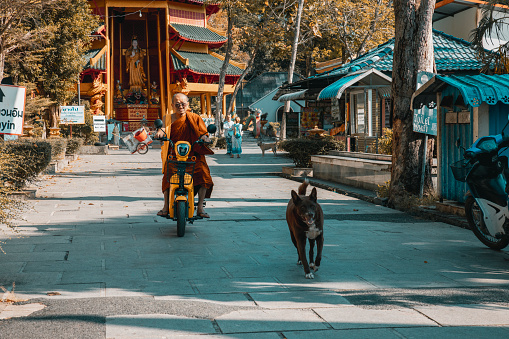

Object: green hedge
[1,140,52,188]
[66,137,84,155]
[280,137,345,168]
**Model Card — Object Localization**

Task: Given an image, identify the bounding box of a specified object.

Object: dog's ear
[309,187,317,202]
[291,190,301,204]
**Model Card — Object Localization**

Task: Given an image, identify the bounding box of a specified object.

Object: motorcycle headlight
[177,143,190,156]
[477,138,497,152]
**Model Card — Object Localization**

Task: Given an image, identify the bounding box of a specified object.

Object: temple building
[83,0,244,131]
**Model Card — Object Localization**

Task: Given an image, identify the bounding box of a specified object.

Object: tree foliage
[470,0,509,74]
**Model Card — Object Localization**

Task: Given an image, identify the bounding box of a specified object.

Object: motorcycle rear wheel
[176,200,186,237]
[465,196,509,250]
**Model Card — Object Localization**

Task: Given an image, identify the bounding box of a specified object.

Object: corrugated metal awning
[277,89,308,102]
[317,68,391,100]
[412,74,509,109]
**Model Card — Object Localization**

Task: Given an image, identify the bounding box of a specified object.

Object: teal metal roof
[83,48,106,71]
[413,74,509,108]
[171,51,243,76]
[315,29,485,79]
[436,74,509,107]
[170,24,227,46]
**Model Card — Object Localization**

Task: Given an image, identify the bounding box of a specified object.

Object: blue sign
[413,106,437,136]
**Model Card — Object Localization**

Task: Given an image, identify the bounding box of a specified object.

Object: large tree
[389,0,436,208]
[0,0,58,82]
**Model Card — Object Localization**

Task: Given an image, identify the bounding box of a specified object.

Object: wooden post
[165,5,171,113]
[145,14,151,99]
[200,94,206,116]
[206,93,212,117]
[105,4,111,119]
[157,11,166,119]
[222,94,226,118]
[119,19,122,85]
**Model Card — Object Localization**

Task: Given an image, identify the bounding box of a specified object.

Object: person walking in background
[223,114,234,155]
[231,116,243,158]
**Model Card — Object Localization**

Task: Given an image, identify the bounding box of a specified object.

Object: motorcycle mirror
[455,138,461,149]
[154,119,163,129]
[207,124,217,134]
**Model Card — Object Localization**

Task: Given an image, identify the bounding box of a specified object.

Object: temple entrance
[83,1,244,134]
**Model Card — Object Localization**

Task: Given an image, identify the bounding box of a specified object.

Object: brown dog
[286,181,324,279]
[257,140,278,156]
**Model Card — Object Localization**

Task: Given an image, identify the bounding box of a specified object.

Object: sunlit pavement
[2,135,509,338]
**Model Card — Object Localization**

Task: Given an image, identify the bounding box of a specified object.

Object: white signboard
[93,115,106,132]
[0,85,26,135]
[60,106,85,124]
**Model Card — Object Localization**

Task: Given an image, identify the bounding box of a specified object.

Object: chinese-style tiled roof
[316,29,485,78]
[169,24,227,48]
[83,48,106,71]
[171,50,243,76]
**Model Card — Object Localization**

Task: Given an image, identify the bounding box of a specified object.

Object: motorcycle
[451,121,509,249]
[154,119,216,237]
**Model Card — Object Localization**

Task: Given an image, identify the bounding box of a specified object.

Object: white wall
[433,7,477,42]
[433,6,508,50]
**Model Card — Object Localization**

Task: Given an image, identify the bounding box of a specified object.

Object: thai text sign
[0,85,26,135]
[60,106,85,124]
[413,106,437,136]
[93,115,106,132]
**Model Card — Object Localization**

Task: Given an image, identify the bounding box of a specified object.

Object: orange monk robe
[161,112,214,198]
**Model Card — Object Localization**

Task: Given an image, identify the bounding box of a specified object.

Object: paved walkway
[1,136,509,338]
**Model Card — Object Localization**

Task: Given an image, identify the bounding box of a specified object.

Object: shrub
[377,128,393,155]
[280,137,345,168]
[1,140,52,188]
[45,138,68,159]
[211,136,227,149]
[0,151,28,231]
[66,137,84,155]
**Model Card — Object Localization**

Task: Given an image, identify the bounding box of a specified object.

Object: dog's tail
[298,179,309,195]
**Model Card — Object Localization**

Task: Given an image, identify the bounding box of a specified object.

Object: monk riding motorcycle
[154,118,216,237]
[451,120,509,249]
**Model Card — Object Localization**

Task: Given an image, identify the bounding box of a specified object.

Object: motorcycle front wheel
[176,200,186,237]
[465,196,509,250]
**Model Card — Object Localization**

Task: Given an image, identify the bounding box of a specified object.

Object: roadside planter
[312,151,392,191]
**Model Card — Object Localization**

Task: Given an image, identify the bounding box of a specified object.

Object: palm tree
[470,0,509,74]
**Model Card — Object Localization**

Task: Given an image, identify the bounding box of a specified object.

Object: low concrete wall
[312,152,392,191]
[79,145,109,155]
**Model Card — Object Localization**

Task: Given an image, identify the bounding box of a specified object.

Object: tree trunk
[215,7,234,136]
[227,50,256,115]
[282,0,305,140]
[389,0,436,208]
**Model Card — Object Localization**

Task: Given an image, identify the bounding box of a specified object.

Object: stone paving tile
[314,307,439,329]
[106,314,217,337]
[154,293,257,307]
[0,272,62,287]
[13,282,103,299]
[284,328,403,339]
[215,309,329,333]
[249,290,351,309]
[394,325,509,338]
[190,277,286,294]
[414,304,509,326]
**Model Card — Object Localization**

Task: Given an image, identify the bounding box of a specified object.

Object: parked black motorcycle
[451,127,509,249]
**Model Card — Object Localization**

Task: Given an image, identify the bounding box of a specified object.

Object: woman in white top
[223,114,234,155]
